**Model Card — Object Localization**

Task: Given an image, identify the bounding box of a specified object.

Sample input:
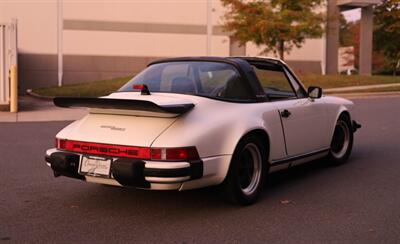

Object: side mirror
[308,86,323,99]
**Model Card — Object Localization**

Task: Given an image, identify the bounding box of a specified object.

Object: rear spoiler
[53,97,195,115]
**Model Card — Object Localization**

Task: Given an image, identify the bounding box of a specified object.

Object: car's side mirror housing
[308,86,323,99]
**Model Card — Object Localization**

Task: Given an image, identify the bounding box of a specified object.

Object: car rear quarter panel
[151,96,286,161]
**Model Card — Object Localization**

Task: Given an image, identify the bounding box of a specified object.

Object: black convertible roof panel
[149,56,270,102]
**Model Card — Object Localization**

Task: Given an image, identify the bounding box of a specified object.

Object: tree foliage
[221,0,325,60]
[374,0,400,75]
[339,13,353,47]
[339,19,360,69]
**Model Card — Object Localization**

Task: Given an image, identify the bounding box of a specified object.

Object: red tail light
[151,147,199,161]
[55,138,66,149]
[55,138,199,162]
[56,139,151,159]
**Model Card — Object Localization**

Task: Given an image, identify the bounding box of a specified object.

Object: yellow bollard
[10,65,18,113]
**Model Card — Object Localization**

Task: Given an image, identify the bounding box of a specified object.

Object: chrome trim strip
[149,183,182,190]
[144,161,190,169]
[46,148,59,156]
[145,176,190,183]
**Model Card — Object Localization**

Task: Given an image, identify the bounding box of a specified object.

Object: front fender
[322,96,355,142]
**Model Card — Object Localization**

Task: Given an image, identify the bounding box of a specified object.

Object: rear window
[118,61,255,101]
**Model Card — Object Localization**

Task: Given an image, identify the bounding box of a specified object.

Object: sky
[342,8,361,22]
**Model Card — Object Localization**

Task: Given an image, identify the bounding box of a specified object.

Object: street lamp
[206,0,212,55]
[57,0,63,87]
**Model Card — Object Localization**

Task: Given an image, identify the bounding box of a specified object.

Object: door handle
[280,109,291,118]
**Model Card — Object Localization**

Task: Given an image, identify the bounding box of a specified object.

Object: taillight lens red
[55,138,199,161]
[150,147,199,161]
[55,139,151,159]
[55,138,66,149]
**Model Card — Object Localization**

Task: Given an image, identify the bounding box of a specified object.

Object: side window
[252,65,296,100]
[199,69,236,94]
[284,68,306,98]
[196,63,255,101]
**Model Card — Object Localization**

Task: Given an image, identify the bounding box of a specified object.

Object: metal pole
[10,65,17,112]
[0,25,4,104]
[206,0,212,55]
[57,0,63,87]
[321,33,326,75]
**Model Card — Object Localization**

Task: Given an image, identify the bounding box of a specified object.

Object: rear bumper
[45,148,230,190]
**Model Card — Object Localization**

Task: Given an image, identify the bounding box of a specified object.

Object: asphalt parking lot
[1,96,399,243]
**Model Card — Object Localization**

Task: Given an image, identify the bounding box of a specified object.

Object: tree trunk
[279,40,285,61]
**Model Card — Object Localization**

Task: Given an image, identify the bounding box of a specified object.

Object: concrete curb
[324,83,400,93]
[329,91,400,99]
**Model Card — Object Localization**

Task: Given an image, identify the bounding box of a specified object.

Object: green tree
[221,0,325,60]
[339,14,353,47]
[374,0,400,75]
[340,19,360,69]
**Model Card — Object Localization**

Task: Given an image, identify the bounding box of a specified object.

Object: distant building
[0,0,379,90]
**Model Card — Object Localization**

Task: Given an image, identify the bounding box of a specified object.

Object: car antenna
[133,84,151,95]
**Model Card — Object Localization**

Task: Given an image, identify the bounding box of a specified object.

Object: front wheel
[327,114,354,165]
[222,135,267,205]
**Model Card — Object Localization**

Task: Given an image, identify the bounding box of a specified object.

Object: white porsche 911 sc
[46,57,361,205]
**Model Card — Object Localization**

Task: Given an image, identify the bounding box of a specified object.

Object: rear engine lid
[56,112,178,147]
[54,92,196,147]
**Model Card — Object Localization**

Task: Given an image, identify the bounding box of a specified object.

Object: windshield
[118,61,255,101]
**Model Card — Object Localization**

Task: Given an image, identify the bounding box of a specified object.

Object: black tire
[222,134,268,205]
[327,114,354,165]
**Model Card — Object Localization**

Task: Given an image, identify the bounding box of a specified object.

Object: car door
[275,96,329,156]
[251,62,329,157]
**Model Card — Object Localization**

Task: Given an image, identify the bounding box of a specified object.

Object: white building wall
[0,0,58,54]
[62,0,229,57]
[246,39,324,61]
[0,0,325,89]
[1,0,323,60]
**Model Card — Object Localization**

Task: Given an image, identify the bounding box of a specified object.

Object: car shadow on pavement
[65,158,347,216]
[18,96,54,112]
[266,159,330,190]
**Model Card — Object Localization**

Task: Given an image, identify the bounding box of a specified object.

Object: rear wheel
[327,114,353,165]
[222,135,267,205]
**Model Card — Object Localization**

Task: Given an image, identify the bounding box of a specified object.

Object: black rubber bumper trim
[144,167,191,177]
[45,155,51,164]
[45,151,85,180]
[189,160,203,180]
[111,158,150,188]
